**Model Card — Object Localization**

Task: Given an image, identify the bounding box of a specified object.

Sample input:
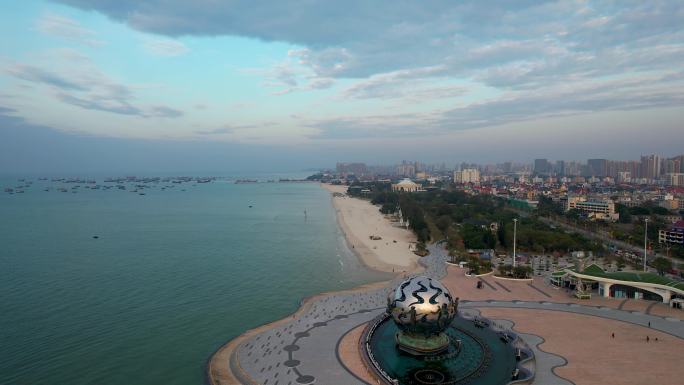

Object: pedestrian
[648,321,651,327]
[611,332,614,338]
[646,336,650,342]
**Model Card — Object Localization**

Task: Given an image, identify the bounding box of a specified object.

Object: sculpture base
[395,331,450,356]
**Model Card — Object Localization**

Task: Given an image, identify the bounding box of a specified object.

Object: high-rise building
[564,161,582,176]
[665,173,684,187]
[617,171,632,184]
[665,157,682,174]
[454,168,480,184]
[336,162,368,176]
[534,159,550,174]
[396,161,416,178]
[587,159,608,177]
[640,154,662,180]
[555,160,565,176]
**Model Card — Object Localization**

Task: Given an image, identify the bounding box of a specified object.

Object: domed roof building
[391,178,420,192]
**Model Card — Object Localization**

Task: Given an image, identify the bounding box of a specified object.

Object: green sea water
[0,177,386,385]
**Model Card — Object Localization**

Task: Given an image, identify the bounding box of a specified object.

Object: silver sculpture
[387,276,458,337]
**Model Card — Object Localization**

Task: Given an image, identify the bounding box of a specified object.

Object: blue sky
[1,1,683,173]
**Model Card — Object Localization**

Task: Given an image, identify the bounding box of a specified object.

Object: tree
[415,242,428,256]
[513,265,533,279]
[379,203,396,214]
[629,206,650,216]
[652,206,670,215]
[616,204,632,224]
[467,257,481,275]
[498,264,513,277]
[652,257,673,276]
[497,222,507,248]
[435,215,452,236]
[481,260,493,273]
[566,209,582,221]
[483,230,497,249]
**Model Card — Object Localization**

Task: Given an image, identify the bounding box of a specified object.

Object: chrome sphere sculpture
[387,276,458,355]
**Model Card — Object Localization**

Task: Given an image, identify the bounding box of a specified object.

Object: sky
[0,1,683,174]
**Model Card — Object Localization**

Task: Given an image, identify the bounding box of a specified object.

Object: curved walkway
[461,300,684,339]
[460,308,574,385]
[228,245,447,385]
[212,244,684,385]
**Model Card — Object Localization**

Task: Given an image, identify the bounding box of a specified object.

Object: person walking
[611,332,614,338]
[646,336,650,342]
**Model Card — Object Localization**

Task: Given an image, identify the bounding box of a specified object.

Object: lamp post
[513,218,518,268]
[643,218,649,272]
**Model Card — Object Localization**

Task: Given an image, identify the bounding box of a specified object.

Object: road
[535,215,678,266]
[510,207,679,265]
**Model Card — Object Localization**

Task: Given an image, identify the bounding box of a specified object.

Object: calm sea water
[0,177,385,385]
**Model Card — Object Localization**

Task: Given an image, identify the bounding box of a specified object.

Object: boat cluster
[3,176,218,195]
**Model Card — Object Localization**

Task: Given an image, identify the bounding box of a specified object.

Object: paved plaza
[211,244,684,385]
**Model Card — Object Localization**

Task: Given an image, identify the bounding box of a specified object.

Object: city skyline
[1,1,683,173]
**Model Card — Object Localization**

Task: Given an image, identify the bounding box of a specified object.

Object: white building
[565,196,619,221]
[617,171,631,184]
[454,168,480,184]
[391,178,421,192]
[665,173,684,187]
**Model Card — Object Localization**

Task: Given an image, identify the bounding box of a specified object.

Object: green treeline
[351,183,600,255]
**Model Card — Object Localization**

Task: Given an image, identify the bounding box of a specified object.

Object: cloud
[142,38,189,56]
[195,123,271,136]
[5,64,88,91]
[51,1,684,77]
[5,58,184,119]
[340,66,466,100]
[196,127,235,135]
[44,1,684,140]
[310,70,684,139]
[56,92,142,115]
[149,106,184,118]
[257,59,335,94]
[36,13,104,46]
[307,77,335,90]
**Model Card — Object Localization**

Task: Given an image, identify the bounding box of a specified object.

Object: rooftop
[572,264,684,291]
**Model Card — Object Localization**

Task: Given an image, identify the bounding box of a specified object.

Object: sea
[0,174,387,385]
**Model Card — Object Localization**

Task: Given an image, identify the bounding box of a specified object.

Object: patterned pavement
[227,244,684,385]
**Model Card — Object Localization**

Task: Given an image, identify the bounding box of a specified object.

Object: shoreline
[207,280,390,385]
[207,182,423,385]
[321,183,421,274]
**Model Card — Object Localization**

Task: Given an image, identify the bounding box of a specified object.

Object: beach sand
[208,184,419,385]
[321,183,420,274]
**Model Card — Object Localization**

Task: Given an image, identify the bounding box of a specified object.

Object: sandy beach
[321,183,420,274]
[208,183,419,385]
